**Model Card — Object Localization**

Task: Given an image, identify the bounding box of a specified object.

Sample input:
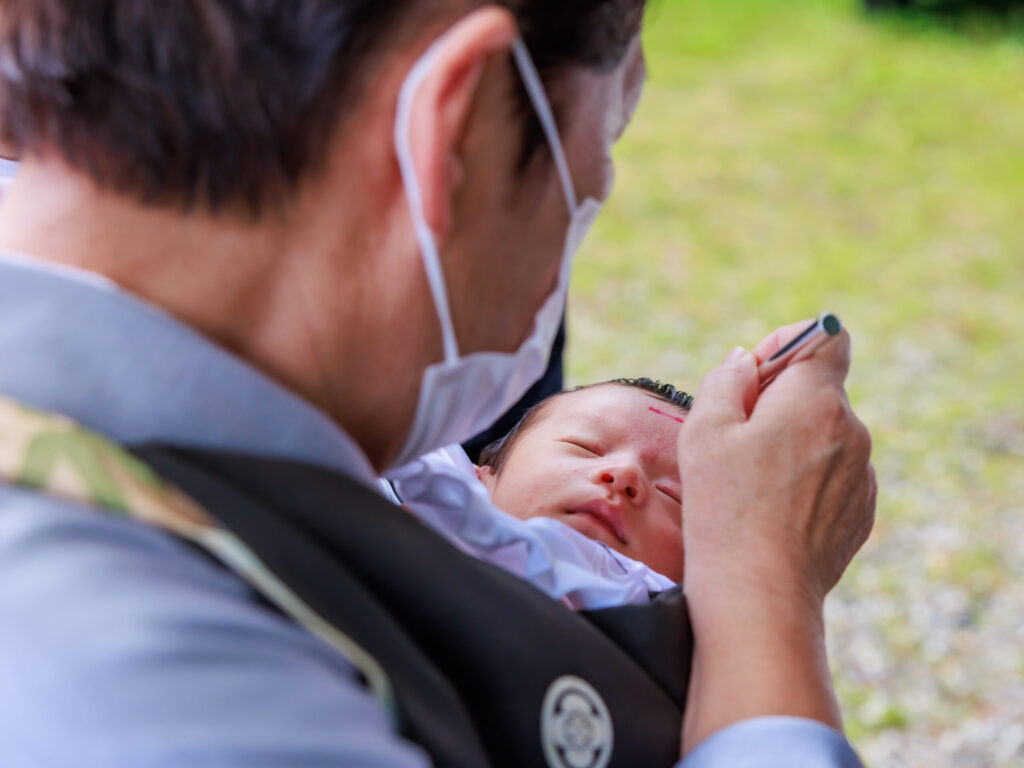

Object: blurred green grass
[568,0,1024,763]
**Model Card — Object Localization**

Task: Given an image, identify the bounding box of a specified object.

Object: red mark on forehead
[648,406,684,424]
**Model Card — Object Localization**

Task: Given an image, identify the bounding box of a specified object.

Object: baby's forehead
[540,384,686,430]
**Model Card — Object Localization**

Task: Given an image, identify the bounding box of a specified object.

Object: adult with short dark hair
[0,2,875,766]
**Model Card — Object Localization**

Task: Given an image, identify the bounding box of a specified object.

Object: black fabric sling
[132,445,693,768]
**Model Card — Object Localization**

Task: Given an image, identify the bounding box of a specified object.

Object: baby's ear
[474,464,497,493]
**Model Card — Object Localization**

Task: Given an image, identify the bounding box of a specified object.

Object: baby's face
[477,384,685,581]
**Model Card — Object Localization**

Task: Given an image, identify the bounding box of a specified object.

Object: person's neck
[0,161,291,349]
[0,159,436,472]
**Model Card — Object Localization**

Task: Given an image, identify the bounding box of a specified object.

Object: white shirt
[388,445,675,610]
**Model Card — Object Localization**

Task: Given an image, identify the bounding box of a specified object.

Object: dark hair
[609,377,693,410]
[0,0,645,216]
[478,377,693,473]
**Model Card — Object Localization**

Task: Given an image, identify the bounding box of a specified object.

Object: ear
[404,6,517,241]
[475,463,498,493]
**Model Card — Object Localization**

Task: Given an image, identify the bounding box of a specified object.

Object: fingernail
[725,346,746,363]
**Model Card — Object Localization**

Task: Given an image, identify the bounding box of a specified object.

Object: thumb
[688,347,759,429]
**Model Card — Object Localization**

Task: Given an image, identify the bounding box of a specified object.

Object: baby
[387,378,692,608]
[474,378,692,582]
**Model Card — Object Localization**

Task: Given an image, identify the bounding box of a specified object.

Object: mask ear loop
[510,38,580,214]
[395,37,461,364]
[395,35,579,364]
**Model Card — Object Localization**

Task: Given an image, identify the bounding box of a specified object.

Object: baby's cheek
[520,462,574,504]
[501,477,561,521]
[651,519,685,581]
[499,459,582,521]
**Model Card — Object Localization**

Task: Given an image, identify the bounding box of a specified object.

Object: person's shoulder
[0,481,250,601]
[0,484,425,766]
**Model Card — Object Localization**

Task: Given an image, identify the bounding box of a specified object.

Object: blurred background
[567,0,1024,765]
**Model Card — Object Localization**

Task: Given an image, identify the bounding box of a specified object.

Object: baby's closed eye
[561,439,602,456]
[656,485,681,504]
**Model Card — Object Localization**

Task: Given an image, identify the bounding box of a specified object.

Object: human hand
[676,321,876,753]
[679,321,875,610]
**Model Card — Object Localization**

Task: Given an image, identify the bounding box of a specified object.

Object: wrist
[681,576,841,755]
[687,579,828,673]
[685,552,826,622]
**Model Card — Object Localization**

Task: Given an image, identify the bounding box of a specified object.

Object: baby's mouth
[567,499,628,545]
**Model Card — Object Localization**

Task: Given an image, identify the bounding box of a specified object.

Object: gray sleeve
[0,485,432,768]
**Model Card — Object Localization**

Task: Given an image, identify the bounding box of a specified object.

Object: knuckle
[855,423,873,460]
[816,389,870,448]
[684,403,710,429]
[816,391,849,432]
[860,497,877,544]
[699,363,744,391]
[678,420,718,456]
[677,421,706,452]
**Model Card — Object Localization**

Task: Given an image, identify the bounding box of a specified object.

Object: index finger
[751,319,816,364]
[752,320,853,384]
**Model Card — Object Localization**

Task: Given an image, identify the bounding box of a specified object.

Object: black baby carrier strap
[135,446,692,768]
[0,398,691,768]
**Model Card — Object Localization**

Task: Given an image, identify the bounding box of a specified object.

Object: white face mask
[386,34,603,471]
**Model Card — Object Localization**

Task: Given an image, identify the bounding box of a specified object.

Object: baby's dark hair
[478,377,694,474]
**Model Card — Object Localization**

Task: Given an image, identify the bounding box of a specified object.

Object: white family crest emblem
[541,675,614,768]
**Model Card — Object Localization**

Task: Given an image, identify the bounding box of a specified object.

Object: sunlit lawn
[568,1,1024,764]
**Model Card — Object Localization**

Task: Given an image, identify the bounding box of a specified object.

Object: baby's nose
[599,465,645,504]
